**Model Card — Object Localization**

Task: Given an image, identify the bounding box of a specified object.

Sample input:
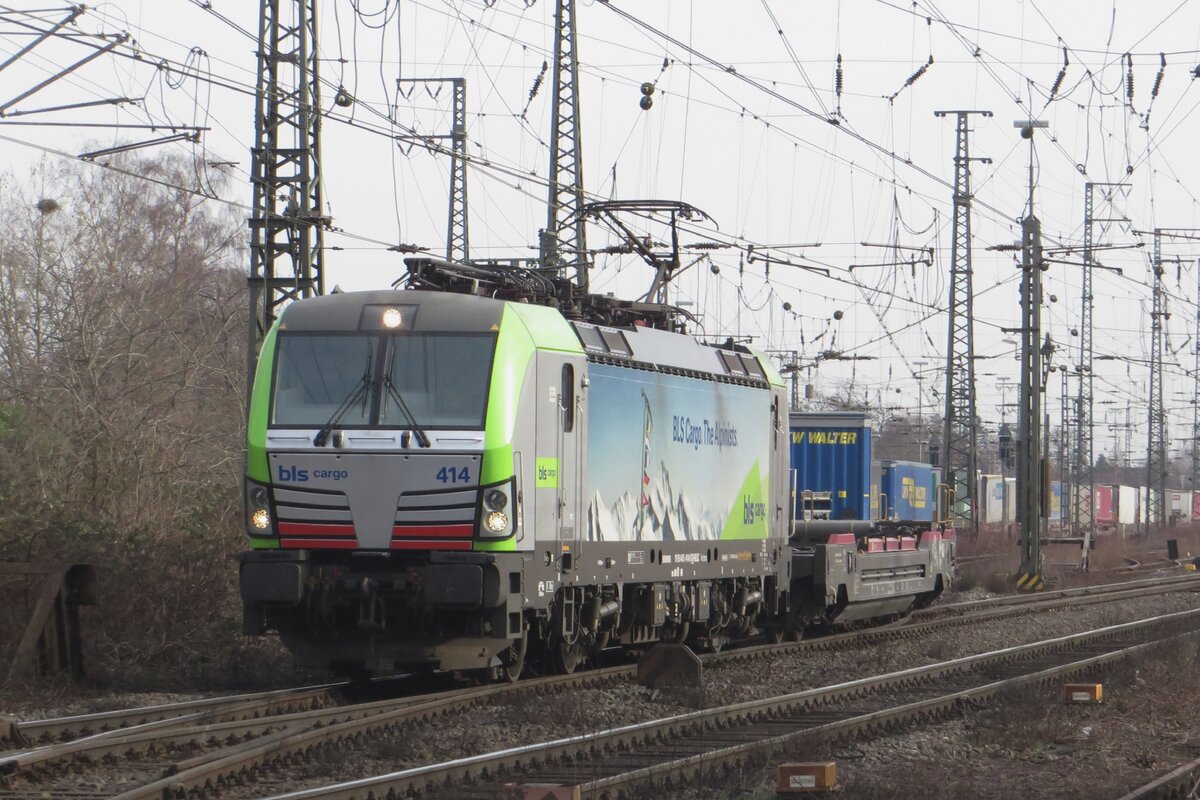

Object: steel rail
[262,607,1200,800]
[577,627,1199,799]
[7,683,345,747]
[8,573,1197,798]
[1114,758,1200,800]
[102,666,633,800]
[2,666,632,782]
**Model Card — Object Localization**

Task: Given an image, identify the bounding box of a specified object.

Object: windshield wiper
[381,340,431,448]
[312,342,374,447]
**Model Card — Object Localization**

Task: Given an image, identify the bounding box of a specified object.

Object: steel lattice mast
[1074,182,1095,561]
[1075,182,1126,552]
[398,76,470,263]
[1193,258,1200,490]
[248,0,326,388]
[1147,230,1167,528]
[447,78,469,262]
[542,0,588,295]
[934,110,990,533]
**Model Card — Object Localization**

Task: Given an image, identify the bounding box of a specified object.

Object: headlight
[246,480,274,536]
[485,489,507,511]
[484,511,508,533]
[381,307,403,328]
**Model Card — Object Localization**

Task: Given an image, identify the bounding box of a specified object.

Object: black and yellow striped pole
[1012,119,1047,593]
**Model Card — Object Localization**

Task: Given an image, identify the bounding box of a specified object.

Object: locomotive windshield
[272,332,494,428]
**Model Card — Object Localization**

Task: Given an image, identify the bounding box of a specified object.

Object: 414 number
[436,466,470,484]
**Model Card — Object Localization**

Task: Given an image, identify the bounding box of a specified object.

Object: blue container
[789,412,872,520]
[930,466,944,523]
[879,460,935,522]
[1048,480,1063,521]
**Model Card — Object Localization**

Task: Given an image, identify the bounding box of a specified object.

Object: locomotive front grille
[273,486,356,546]
[392,487,477,546]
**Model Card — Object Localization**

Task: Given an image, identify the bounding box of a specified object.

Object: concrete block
[1064,683,1103,703]
[777,761,838,794]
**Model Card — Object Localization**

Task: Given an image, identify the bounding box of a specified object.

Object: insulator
[1050,69,1066,98]
[528,62,548,101]
[1126,53,1134,100]
[835,53,844,97]
[906,60,931,89]
[1152,53,1166,98]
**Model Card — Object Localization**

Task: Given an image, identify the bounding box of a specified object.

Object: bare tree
[0,155,254,686]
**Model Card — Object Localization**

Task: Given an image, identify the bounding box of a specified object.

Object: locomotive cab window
[273,334,375,427]
[271,332,495,429]
[382,334,494,428]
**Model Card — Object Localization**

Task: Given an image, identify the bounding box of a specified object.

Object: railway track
[1115,758,1200,800]
[2,572,1197,799]
[1,683,346,750]
[270,607,1200,800]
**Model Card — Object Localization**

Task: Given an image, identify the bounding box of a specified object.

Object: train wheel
[498,630,528,683]
[667,621,690,644]
[550,638,585,674]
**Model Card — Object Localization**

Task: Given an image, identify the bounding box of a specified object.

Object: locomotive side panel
[584,363,771,544]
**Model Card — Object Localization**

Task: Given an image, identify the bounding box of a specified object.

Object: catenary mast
[542,0,588,297]
[934,110,990,533]
[248,0,326,391]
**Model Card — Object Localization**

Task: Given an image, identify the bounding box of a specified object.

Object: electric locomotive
[239,262,954,678]
[240,279,792,677]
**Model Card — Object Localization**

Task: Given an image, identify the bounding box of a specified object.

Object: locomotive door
[535,352,583,575]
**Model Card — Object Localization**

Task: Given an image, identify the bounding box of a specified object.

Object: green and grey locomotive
[239,270,953,678]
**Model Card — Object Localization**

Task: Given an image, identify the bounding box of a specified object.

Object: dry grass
[954,521,1200,593]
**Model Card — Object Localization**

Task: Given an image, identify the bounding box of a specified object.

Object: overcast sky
[2,0,1200,468]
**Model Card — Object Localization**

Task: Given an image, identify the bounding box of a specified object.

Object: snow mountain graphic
[587,461,725,542]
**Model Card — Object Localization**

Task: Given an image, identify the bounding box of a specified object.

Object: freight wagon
[788,418,947,529]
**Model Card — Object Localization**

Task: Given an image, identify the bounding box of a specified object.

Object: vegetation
[0,155,282,694]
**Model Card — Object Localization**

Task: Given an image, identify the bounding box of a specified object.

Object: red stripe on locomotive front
[278,522,356,536]
[392,524,474,538]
